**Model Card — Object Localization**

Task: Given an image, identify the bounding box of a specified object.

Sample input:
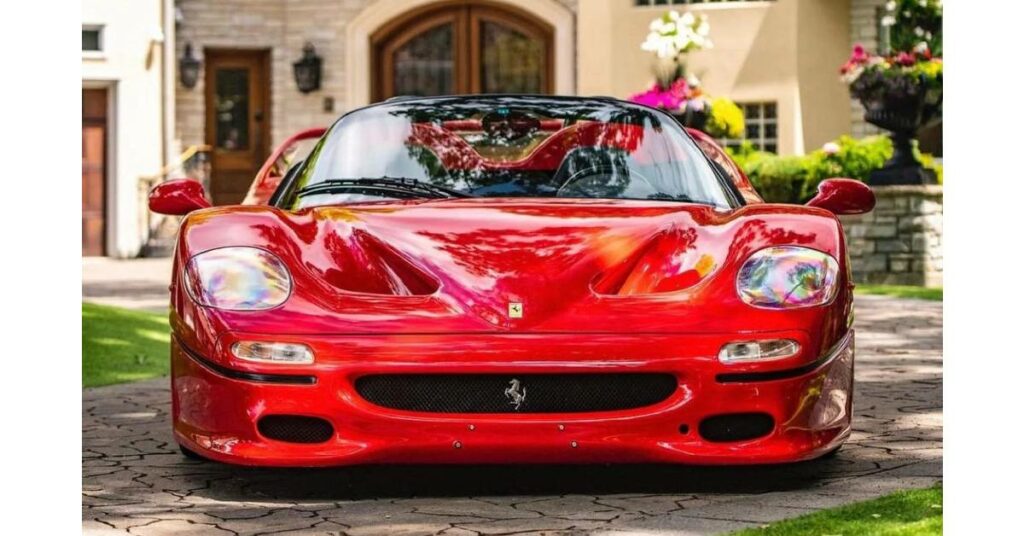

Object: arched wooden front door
[372,2,553,101]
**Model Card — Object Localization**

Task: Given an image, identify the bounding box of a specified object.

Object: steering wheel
[555,164,659,199]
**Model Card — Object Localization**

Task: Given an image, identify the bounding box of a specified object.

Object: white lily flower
[886,0,896,11]
[681,12,695,25]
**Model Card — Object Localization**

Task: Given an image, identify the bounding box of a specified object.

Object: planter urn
[856,75,942,186]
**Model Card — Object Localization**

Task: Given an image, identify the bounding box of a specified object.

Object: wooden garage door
[82,88,107,256]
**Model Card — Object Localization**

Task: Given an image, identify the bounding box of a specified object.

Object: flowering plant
[640,10,712,88]
[841,0,942,104]
[881,0,942,56]
[629,79,692,110]
[641,10,712,60]
[629,10,741,139]
[838,0,942,184]
[840,43,942,110]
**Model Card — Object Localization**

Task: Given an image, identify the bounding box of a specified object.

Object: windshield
[277,96,735,210]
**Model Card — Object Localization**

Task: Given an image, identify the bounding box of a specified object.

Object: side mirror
[806,178,875,215]
[148,179,211,216]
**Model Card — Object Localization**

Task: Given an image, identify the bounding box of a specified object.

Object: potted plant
[840,0,942,185]
[628,10,744,139]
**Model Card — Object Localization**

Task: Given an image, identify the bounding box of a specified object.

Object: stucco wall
[83,0,166,257]
[578,0,851,155]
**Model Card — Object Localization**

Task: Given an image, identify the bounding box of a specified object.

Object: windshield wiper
[296,177,476,199]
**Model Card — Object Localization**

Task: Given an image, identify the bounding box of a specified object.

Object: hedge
[726,135,943,203]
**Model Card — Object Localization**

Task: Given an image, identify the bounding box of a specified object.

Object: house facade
[82,0,175,257]
[84,0,900,257]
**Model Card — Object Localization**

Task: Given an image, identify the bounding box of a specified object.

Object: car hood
[177,198,847,334]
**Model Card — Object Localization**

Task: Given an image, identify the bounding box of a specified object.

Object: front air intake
[257,415,334,444]
[698,413,775,443]
[355,373,678,413]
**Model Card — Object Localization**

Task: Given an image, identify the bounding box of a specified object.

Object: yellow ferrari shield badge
[508,302,523,319]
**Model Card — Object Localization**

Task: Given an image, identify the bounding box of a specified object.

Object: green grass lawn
[82,302,170,387]
[855,284,943,301]
[732,485,942,535]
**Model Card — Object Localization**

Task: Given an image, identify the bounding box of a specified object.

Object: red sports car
[149,95,874,466]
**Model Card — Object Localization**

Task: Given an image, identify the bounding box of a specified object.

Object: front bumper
[171,330,854,466]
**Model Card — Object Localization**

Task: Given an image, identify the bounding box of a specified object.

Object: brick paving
[83,295,941,535]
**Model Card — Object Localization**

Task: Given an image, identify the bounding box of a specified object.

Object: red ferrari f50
[150,96,874,466]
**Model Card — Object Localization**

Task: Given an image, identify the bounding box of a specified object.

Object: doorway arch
[371,2,553,101]
[345,0,575,108]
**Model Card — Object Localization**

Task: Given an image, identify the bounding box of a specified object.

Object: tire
[179,444,208,461]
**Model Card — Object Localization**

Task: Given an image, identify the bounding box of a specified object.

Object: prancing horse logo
[504,379,526,410]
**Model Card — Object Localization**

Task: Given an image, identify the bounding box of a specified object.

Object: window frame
[718,101,778,154]
[82,24,105,57]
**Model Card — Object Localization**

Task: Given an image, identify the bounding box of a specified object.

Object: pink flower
[850,44,869,63]
[840,44,874,75]
[822,142,840,155]
[895,51,916,66]
[629,79,690,110]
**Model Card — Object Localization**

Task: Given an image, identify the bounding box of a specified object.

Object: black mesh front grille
[354,373,678,413]
[257,415,334,443]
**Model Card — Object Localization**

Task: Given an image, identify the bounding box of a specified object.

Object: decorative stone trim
[839,185,942,287]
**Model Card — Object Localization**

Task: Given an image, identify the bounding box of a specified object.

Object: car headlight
[737,246,839,308]
[184,247,291,310]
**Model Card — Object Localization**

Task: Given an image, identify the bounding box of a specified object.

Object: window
[719,102,778,153]
[82,25,103,52]
[372,3,552,100]
[634,0,775,6]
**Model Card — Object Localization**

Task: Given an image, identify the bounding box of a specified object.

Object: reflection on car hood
[180,198,844,333]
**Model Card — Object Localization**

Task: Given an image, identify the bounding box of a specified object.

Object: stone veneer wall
[840,185,942,287]
[849,0,884,139]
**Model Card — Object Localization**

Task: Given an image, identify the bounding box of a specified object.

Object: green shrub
[800,135,892,197]
[743,154,813,204]
[727,135,942,203]
[918,153,943,184]
[705,97,745,139]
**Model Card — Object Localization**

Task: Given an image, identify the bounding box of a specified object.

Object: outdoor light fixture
[293,42,322,93]
[179,42,200,89]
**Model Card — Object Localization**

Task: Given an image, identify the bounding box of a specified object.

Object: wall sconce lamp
[179,43,201,89]
[293,43,322,94]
